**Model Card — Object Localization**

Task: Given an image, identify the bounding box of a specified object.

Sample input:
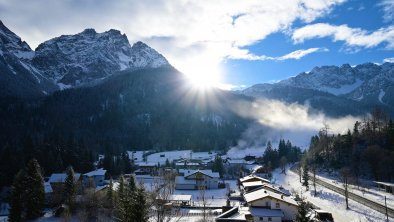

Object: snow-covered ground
[315,172,394,209]
[140,178,239,208]
[173,180,239,207]
[272,167,389,222]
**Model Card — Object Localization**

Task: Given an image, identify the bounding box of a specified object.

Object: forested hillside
[305,109,394,182]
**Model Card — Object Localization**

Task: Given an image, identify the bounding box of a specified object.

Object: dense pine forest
[305,109,394,182]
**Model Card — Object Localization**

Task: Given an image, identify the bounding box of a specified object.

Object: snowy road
[272,168,390,222]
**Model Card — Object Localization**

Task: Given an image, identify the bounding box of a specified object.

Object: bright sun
[187,72,219,89]
[184,65,222,90]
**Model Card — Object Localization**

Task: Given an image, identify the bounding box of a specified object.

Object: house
[215,206,284,222]
[44,182,54,205]
[168,194,192,206]
[48,173,82,193]
[242,181,267,193]
[83,168,107,187]
[373,181,394,194]
[240,175,270,184]
[0,203,9,217]
[252,166,271,179]
[175,169,220,190]
[243,188,298,221]
[175,161,201,169]
[136,162,157,175]
[241,181,291,197]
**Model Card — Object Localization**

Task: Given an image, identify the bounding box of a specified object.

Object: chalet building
[243,188,298,221]
[175,169,219,190]
[83,168,107,187]
[240,176,290,197]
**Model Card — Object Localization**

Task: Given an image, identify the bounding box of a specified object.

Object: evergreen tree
[116,175,133,221]
[128,176,136,192]
[117,175,125,200]
[302,163,309,190]
[106,178,114,209]
[24,159,45,220]
[131,186,149,222]
[63,166,77,208]
[8,170,26,222]
[295,200,310,222]
[212,155,224,178]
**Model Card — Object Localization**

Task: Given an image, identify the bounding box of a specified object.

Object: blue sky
[0,0,393,89]
[225,0,394,87]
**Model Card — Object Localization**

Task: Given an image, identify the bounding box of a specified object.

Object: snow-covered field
[272,167,389,222]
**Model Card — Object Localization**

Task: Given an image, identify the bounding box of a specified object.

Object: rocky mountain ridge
[242,62,394,116]
[0,21,170,97]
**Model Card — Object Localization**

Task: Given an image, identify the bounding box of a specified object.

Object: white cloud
[383,57,394,63]
[277,47,329,60]
[379,0,394,23]
[230,98,360,148]
[0,0,345,78]
[228,47,328,61]
[292,23,394,49]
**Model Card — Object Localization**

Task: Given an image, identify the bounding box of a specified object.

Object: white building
[244,188,298,221]
[175,169,220,190]
[83,168,107,187]
[216,206,284,222]
[216,187,298,222]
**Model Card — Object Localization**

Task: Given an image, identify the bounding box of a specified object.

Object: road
[289,166,394,219]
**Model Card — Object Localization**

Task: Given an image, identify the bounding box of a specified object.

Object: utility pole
[385,196,388,222]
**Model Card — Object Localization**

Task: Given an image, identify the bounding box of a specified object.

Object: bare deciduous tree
[150,171,184,222]
[340,167,353,210]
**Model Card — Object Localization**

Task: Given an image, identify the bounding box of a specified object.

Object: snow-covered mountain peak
[0,20,33,59]
[130,41,170,68]
[32,28,170,86]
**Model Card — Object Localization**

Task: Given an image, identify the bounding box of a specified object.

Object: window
[265,201,269,207]
[268,217,272,221]
[275,202,280,208]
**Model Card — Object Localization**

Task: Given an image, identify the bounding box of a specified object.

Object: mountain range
[0,20,393,152]
[241,62,394,117]
[0,20,170,98]
[0,20,250,151]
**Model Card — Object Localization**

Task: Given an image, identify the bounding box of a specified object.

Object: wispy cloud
[0,0,345,77]
[228,47,328,61]
[383,57,394,63]
[230,98,360,149]
[292,23,394,49]
[379,0,394,23]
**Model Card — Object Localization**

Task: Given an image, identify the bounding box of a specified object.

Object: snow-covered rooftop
[240,175,270,184]
[249,207,284,217]
[182,169,220,178]
[84,168,106,177]
[244,187,297,206]
[147,150,217,165]
[48,173,81,183]
[169,194,192,201]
